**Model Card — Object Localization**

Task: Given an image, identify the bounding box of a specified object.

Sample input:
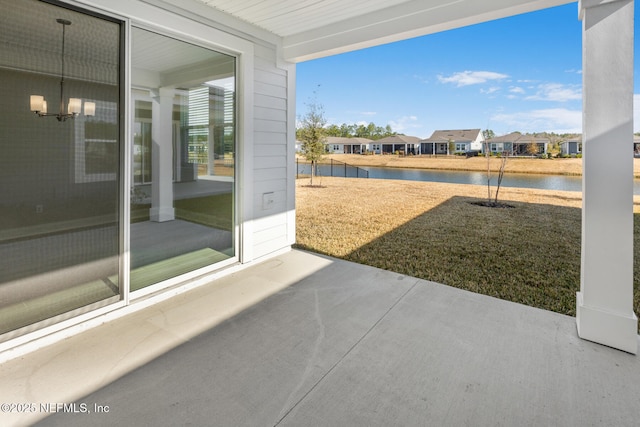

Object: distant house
[325,137,372,154]
[485,132,549,156]
[419,136,450,155]
[514,135,549,156]
[561,138,582,156]
[484,132,515,154]
[375,135,421,154]
[634,135,640,157]
[420,129,484,155]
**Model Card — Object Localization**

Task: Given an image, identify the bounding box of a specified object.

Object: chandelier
[29,19,95,122]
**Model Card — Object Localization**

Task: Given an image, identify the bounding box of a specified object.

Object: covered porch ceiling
[187,0,575,62]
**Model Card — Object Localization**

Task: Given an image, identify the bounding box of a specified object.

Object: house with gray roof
[561,138,582,156]
[420,129,484,155]
[375,135,421,155]
[485,132,549,156]
[325,137,372,154]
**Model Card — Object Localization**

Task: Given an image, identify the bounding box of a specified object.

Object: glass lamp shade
[30,95,44,112]
[68,98,82,115]
[84,102,96,116]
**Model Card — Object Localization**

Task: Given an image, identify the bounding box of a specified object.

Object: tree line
[296,121,397,141]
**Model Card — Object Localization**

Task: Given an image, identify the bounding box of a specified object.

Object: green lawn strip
[346,198,581,316]
[174,194,233,231]
[0,248,230,333]
[130,194,233,229]
[129,248,229,291]
[0,279,117,335]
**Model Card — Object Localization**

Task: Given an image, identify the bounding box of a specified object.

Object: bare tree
[485,140,492,204]
[298,97,327,186]
[493,151,508,205]
[484,134,508,206]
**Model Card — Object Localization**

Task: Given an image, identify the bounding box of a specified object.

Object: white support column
[208,124,215,176]
[577,0,637,354]
[150,87,176,222]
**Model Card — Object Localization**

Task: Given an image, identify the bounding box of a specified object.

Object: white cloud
[387,115,422,135]
[438,70,509,87]
[481,86,500,95]
[509,86,525,94]
[491,108,582,133]
[525,83,582,102]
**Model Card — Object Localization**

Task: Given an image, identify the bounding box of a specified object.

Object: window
[0,0,122,337]
[455,143,466,152]
[129,28,236,292]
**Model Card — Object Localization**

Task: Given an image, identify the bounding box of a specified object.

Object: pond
[304,163,640,194]
[364,166,582,192]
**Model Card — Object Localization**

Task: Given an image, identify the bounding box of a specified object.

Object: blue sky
[296,2,639,139]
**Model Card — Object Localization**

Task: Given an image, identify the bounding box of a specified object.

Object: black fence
[296,158,369,179]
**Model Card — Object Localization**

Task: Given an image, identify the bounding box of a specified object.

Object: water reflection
[309,164,640,194]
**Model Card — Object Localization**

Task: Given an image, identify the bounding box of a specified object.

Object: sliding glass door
[0,0,238,341]
[0,0,122,337]
[130,28,236,291]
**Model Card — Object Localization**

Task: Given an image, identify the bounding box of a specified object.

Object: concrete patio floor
[1,249,639,426]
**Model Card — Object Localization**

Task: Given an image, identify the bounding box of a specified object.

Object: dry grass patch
[296,177,640,328]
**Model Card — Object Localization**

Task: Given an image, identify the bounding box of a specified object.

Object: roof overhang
[169,0,575,63]
[281,0,576,62]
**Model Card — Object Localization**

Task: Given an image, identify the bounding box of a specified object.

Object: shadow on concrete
[317,195,583,318]
[32,249,640,427]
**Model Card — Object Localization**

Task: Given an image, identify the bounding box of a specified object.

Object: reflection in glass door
[0,0,122,338]
[133,103,152,185]
[130,27,236,291]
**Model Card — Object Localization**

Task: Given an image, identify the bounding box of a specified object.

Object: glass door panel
[0,0,122,338]
[130,28,236,291]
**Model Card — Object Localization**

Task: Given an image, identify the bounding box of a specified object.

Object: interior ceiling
[0,0,121,82]
[0,0,228,82]
[189,0,575,62]
[132,27,229,75]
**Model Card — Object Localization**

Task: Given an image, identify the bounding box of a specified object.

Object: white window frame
[68,0,255,298]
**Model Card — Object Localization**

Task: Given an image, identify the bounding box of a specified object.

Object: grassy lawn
[175,193,233,231]
[295,177,640,331]
[132,193,233,231]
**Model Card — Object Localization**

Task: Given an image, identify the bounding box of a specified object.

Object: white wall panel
[254,131,287,145]
[249,37,293,260]
[255,106,287,122]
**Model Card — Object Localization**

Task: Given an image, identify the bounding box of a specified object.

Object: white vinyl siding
[251,45,292,259]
